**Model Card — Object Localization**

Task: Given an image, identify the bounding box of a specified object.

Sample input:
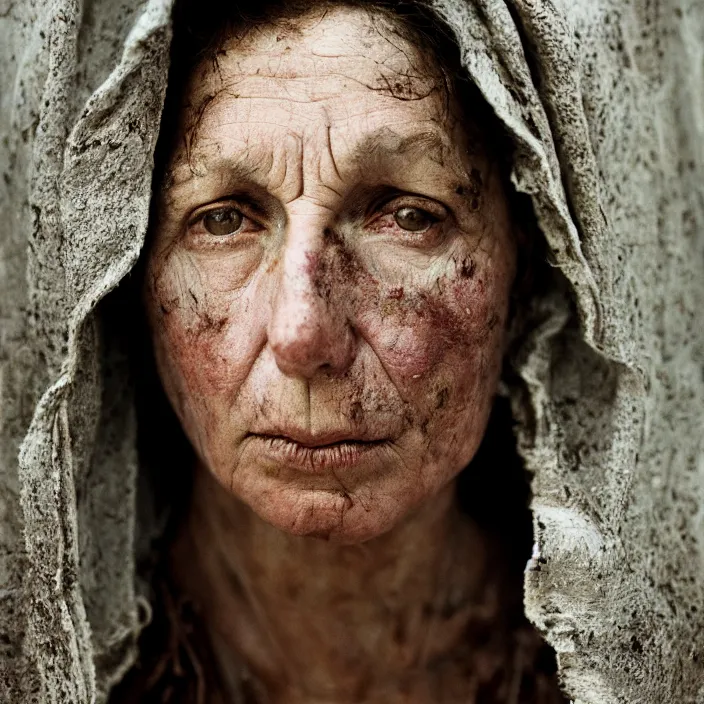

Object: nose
[268,222,357,379]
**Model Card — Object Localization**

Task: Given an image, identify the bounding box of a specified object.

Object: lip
[251,425,385,448]
[248,432,387,474]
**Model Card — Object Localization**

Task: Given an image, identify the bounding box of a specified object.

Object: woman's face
[145,5,516,543]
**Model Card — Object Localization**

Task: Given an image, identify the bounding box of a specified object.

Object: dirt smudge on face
[310,227,377,309]
[190,310,229,338]
[405,289,477,347]
[435,386,450,410]
[463,168,484,211]
[350,400,364,423]
[323,226,363,281]
[458,257,475,279]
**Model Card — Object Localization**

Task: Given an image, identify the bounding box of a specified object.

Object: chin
[243,483,408,544]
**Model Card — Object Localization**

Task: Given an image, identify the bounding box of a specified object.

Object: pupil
[395,207,429,232]
[204,208,242,236]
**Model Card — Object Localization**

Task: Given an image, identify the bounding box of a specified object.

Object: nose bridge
[278,202,327,308]
[268,204,355,378]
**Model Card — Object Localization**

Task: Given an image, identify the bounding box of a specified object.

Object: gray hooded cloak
[1,0,703,702]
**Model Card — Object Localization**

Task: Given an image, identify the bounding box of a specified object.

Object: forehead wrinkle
[211,71,434,105]
[202,30,437,105]
[181,82,323,166]
[216,88,335,107]
[221,9,421,70]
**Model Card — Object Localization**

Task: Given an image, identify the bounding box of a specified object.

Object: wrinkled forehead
[161,5,480,191]
[171,5,462,161]
[184,5,445,107]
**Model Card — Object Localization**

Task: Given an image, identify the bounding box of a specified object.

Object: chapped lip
[248,430,388,474]
[250,426,386,447]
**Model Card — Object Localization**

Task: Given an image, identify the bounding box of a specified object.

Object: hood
[1,0,702,702]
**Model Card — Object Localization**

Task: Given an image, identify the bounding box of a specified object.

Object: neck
[172,464,503,703]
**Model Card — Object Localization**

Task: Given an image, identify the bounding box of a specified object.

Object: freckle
[455,185,464,196]
[388,286,404,300]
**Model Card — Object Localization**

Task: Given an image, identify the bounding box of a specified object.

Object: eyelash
[371,198,444,226]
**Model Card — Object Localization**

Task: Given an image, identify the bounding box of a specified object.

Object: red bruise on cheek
[174,316,243,398]
[301,225,509,390]
[370,272,505,384]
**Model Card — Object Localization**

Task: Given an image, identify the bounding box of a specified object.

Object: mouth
[248,432,388,474]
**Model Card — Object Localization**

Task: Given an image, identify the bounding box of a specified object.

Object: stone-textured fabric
[0,0,702,702]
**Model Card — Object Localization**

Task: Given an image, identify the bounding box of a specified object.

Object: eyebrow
[349,128,450,169]
[164,126,455,193]
[163,152,267,193]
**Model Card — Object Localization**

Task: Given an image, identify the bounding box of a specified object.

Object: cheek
[365,271,509,391]
[145,249,263,423]
[355,246,513,476]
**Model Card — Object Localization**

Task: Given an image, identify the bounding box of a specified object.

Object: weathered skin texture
[141,6,528,703]
[145,6,517,544]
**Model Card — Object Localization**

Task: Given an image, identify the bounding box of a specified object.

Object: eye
[364,195,448,246]
[393,207,436,232]
[202,207,244,236]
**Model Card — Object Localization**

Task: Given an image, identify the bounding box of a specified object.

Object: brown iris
[203,207,243,236]
[394,207,433,232]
